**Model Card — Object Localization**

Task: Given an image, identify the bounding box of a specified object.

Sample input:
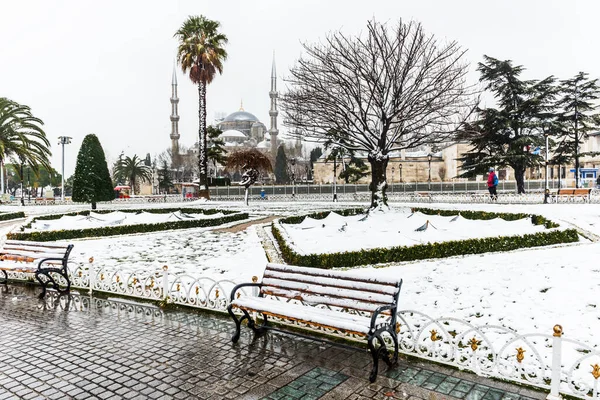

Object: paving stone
[0,284,547,400]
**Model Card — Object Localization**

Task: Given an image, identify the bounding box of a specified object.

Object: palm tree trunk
[198,81,209,192]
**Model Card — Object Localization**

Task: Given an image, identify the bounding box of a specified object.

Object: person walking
[487,167,499,200]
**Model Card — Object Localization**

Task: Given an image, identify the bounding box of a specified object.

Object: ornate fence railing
[4,266,599,399]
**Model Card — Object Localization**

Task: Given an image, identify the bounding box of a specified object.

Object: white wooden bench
[227,263,403,382]
[550,188,592,203]
[0,240,74,297]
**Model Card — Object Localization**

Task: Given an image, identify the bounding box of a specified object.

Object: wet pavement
[0,284,547,400]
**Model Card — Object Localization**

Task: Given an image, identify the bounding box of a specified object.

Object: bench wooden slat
[232,296,382,336]
[265,263,399,287]
[4,240,70,250]
[261,279,394,306]
[263,269,398,296]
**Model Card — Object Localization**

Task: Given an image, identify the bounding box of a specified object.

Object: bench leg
[0,270,7,284]
[36,268,71,298]
[227,305,247,343]
[367,326,399,383]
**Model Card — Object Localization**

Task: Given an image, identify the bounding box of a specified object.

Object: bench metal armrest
[370,304,396,331]
[230,282,262,302]
[37,257,67,270]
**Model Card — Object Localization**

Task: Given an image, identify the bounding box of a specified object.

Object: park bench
[0,240,74,297]
[34,197,56,205]
[550,188,592,203]
[227,263,403,382]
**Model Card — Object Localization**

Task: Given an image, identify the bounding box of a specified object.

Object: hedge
[273,208,577,268]
[279,208,365,225]
[0,212,25,221]
[8,212,249,242]
[412,207,560,229]
[31,207,234,222]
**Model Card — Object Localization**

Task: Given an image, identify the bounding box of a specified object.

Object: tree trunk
[367,150,389,210]
[244,186,249,206]
[514,167,526,194]
[198,81,209,192]
[91,201,97,210]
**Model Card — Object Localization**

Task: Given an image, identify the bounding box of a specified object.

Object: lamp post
[290,158,296,199]
[399,163,403,183]
[427,153,432,190]
[27,167,31,203]
[391,167,395,194]
[544,129,549,204]
[332,155,338,202]
[58,136,72,201]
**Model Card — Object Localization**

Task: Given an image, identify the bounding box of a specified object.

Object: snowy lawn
[24,211,228,232]
[1,200,599,346]
[69,224,267,282]
[279,209,549,254]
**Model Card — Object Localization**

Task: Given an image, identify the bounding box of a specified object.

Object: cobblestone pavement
[0,284,547,400]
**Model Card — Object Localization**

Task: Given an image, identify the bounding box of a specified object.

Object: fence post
[88,257,95,295]
[162,265,169,301]
[547,324,563,400]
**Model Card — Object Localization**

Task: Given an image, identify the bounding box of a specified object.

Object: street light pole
[58,136,72,201]
[290,158,296,199]
[544,131,549,204]
[332,156,338,202]
[427,153,432,190]
[391,167,395,194]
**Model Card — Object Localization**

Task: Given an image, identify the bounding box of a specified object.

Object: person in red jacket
[487,167,498,200]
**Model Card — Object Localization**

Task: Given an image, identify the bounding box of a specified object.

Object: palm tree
[0,98,51,193]
[225,149,272,205]
[113,154,152,195]
[175,15,228,195]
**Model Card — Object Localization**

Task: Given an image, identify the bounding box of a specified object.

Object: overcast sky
[2,0,598,177]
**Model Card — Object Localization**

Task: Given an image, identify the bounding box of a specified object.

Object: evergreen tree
[207,125,227,176]
[274,145,289,184]
[309,147,322,180]
[144,153,152,167]
[457,56,556,194]
[72,134,114,209]
[340,154,369,183]
[157,160,173,193]
[553,72,600,187]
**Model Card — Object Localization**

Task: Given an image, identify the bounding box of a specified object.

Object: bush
[0,212,25,221]
[272,208,575,268]
[8,212,249,242]
[412,207,560,229]
[272,223,578,269]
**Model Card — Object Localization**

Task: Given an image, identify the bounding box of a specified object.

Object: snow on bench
[550,188,592,202]
[0,240,74,297]
[227,262,403,383]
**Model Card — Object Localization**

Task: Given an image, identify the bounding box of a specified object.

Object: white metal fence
[4,264,599,399]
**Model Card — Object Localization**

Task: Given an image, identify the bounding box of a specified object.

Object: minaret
[170,66,180,164]
[268,54,279,156]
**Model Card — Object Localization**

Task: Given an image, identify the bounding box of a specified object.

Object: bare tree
[225,149,273,205]
[282,19,477,210]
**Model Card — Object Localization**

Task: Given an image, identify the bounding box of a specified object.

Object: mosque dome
[256,140,270,149]
[223,110,259,122]
[220,129,247,138]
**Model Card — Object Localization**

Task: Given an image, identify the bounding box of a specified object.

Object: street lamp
[391,167,395,194]
[399,163,403,183]
[427,153,432,189]
[332,155,338,202]
[544,127,550,204]
[58,136,72,201]
[290,158,296,199]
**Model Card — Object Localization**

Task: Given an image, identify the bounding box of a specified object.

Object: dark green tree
[72,134,114,209]
[113,154,152,195]
[553,72,600,188]
[207,125,227,176]
[274,145,289,184]
[457,56,556,194]
[157,160,173,193]
[309,147,322,180]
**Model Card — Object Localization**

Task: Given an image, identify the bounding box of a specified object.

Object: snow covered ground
[279,209,548,254]
[25,210,227,232]
[1,199,599,346]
